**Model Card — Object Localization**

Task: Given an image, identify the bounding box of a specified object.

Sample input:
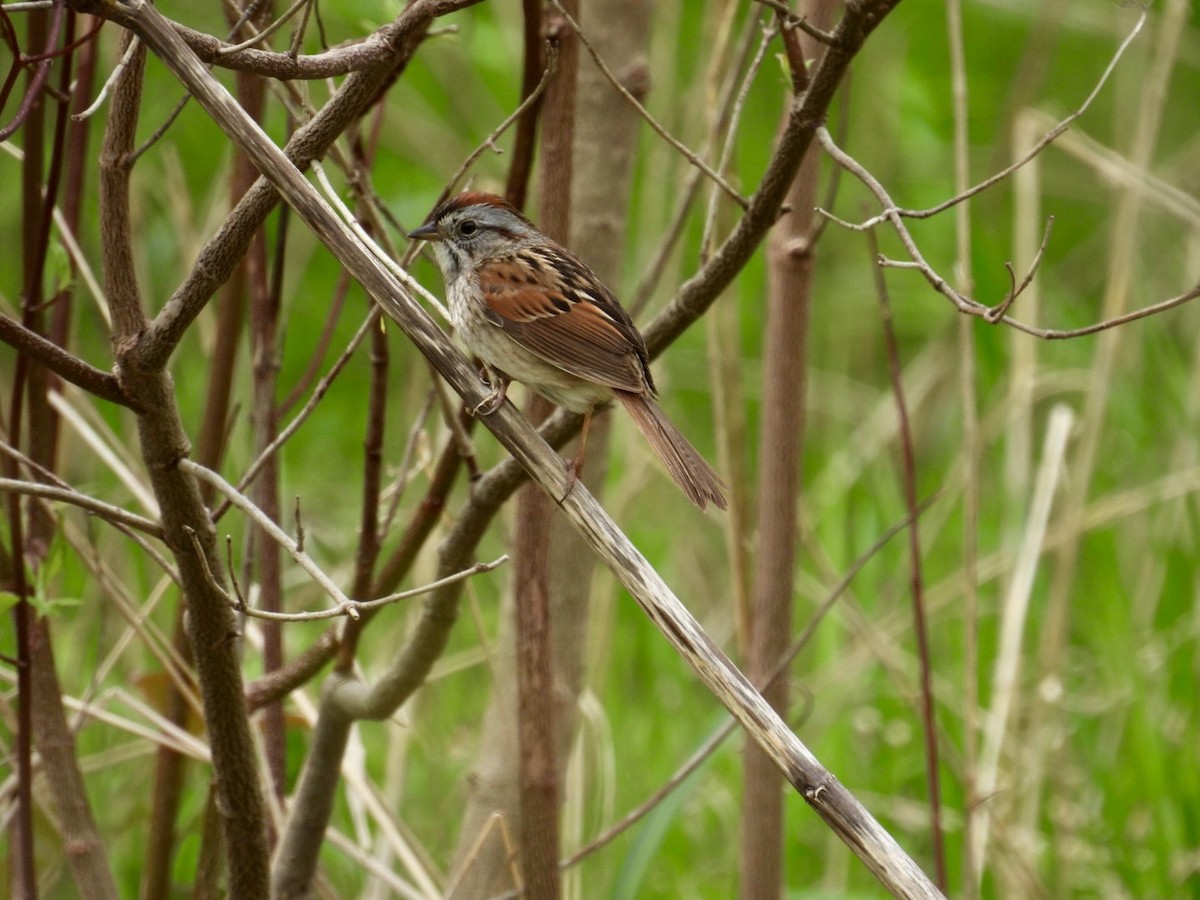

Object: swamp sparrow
[409,191,726,511]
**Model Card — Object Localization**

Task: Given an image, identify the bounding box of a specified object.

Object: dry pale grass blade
[49,388,160,516]
[322,826,436,900]
[0,670,210,760]
[361,706,426,900]
[1005,110,1044,504]
[1021,108,1200,226]
[973,404,1073,878]
[58,519,203,719]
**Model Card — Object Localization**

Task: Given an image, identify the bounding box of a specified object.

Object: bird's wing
[475,248,650,393]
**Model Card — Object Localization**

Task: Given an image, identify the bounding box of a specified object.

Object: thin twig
[225,534,247,609]
[868,228,946,890]
[700,22,776,262]
[182,525,237,608]
[215,0,310,56]
[833,12,1146,230]
[72,35,141,121]
[631,10,762,313]
[236,556,509,622]
[181,458,361,619]
[0,477,163,537]
[751,0,838,45]
[442,40,557,205]
[0,442,179,583]
[984,217,1053,323]
[818,126,1200,339]
[218,309,380,520]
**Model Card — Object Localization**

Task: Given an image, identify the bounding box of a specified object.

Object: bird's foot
[469,369,509,416]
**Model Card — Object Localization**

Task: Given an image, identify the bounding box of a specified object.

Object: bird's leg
[470,366,510,416]
[564,409,593,492]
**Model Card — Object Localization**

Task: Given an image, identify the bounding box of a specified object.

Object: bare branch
[0,312,138,409]
[64,0,483,80]
[831,11,1147,230]
[214,0,311,57]
[0,478,162,537]
[820,126,1200,339]
[751,0,838,45]
[180,459,361,620]
[1031,282,1200,340]
[234,556,509,622]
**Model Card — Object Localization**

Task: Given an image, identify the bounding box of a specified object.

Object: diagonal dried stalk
[96,1,942,895]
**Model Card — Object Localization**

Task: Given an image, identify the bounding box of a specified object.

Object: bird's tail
[616,391,727,511]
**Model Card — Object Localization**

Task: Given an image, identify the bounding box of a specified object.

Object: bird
[408,191,726,511]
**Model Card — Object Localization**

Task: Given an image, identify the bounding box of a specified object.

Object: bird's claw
[468,369,508,416]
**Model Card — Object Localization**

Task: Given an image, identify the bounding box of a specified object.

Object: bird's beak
[407,222,442,242]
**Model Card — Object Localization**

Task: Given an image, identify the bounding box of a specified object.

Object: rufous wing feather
[616,391,727,511]
[477,254,650,393]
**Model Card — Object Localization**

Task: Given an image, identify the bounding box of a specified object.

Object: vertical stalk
[739,4,834,898]
[513,2,581,894]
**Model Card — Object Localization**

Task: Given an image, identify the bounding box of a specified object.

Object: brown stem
[338,121,392,672]
[141,609,195,900]
[869,230,947,889]
[6,8,53,897]
[30,619,121,899]
[508,4,580,894]
[20,15,122,897]
[250,167,286,804]
[5,475,35,900]
[504,0,543,209]
[513,395,560,900]
[0,314,136,409]
[228,0,286,802]
[740,7,836,896]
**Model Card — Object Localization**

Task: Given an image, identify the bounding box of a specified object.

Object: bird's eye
[459,219,478,237]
